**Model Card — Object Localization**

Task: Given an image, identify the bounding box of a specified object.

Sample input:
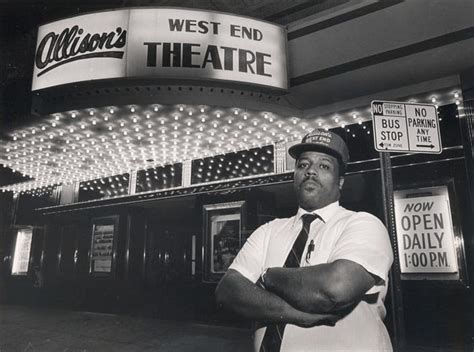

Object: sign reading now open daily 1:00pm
[371,101,442,154]
[394,187,459,275]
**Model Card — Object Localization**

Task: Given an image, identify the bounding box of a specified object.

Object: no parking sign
[371,101,442,154]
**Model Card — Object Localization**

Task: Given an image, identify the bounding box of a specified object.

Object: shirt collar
[294,201,340,225]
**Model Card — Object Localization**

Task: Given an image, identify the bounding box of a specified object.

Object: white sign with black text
[11,228,33,275]
[394,186,458,275]
[32,10,129,90]
[32,8,287,91]
[371,101,442,154]
[127,8,287,89]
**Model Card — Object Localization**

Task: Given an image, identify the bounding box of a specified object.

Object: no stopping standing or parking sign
[371,101,442,154]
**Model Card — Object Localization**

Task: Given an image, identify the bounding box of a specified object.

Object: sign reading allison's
[32,10,129,90]
[32,8,287,91]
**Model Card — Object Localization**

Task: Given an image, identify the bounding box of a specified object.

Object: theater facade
[1,2,473,351]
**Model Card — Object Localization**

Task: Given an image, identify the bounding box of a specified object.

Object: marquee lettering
[35,25,127,76]
[143,41,272,77]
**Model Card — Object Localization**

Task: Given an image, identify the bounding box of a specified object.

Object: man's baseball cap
[288,129,350,169]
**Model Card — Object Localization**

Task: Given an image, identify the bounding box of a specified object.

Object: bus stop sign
[371,101,442,154]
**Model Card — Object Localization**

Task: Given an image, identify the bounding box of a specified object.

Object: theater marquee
[32,8,288,91]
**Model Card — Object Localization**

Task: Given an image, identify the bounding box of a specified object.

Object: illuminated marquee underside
[1,104,314,192]
[0,89,463,194]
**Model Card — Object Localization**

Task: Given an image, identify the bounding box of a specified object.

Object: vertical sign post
[379,152,406,351]
[372,99,442,350]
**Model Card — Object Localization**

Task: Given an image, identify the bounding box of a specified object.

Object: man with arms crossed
[216,129,393,351]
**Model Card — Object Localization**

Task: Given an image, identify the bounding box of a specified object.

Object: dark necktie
[260,213,319,352]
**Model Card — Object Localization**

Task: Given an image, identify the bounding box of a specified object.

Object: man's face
[293,151,344,211]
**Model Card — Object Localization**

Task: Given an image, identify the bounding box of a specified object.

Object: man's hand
[288,310,340,328]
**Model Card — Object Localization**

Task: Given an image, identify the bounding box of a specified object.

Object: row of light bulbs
[0,90,464,194]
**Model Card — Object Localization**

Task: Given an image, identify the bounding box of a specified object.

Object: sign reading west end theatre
[394,186,459,276]
[32,8,288,91]
[371,101,442,154]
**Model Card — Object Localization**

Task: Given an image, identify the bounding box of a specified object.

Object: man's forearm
[216,269,339,327]
[263,265,336,314]
[263,260,375,314]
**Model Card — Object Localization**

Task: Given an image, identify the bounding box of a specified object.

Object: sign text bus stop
[372,101,442,154]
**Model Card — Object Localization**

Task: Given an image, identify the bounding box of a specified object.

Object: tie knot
[301,213,319,227]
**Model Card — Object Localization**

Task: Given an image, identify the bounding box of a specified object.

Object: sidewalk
[0,304,253,352]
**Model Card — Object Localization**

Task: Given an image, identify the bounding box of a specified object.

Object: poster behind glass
[211,214,241,273]
[11,228,33,275]
[90,217,117,274]
[203,201,245,282]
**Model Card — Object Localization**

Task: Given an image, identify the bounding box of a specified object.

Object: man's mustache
[302,176,320,185]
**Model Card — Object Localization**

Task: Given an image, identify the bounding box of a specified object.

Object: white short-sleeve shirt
[229,201,394,352]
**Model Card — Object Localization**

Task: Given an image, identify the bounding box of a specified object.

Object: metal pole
[380,152,406,351]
